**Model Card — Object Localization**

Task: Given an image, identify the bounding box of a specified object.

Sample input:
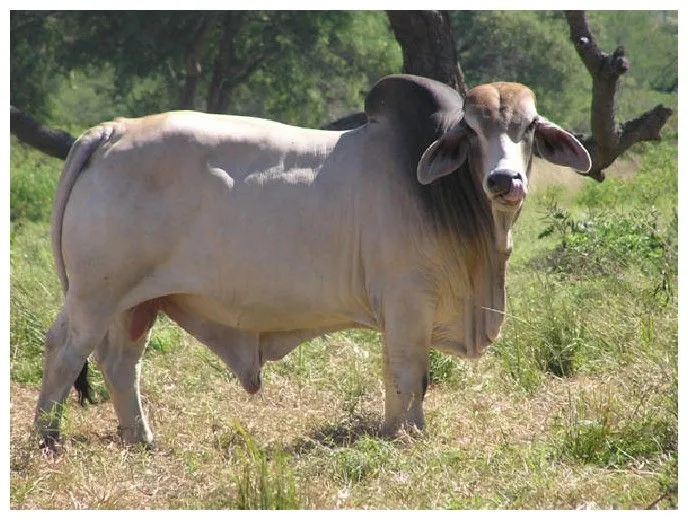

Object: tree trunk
[10,105,75,160]
[387,10,467,96]
[206,12,249,114]
[323,10,469,131]
[179,14,217,110]
[565,11,673,181]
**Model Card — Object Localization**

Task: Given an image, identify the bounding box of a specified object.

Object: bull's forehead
[464,82,537,140]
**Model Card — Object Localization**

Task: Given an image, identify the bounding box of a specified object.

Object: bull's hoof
[381,419,424,439]
[38,433,61,456]
[241,372,262,395]
[381,420,401,439]
[117,425,155,450]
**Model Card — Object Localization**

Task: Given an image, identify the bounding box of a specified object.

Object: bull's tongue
[502,178,525,203]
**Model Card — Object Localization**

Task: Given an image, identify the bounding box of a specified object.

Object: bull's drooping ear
[534,116,592,173]
[417,121,470,185]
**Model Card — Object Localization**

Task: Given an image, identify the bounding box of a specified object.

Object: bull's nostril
[487,171,512,194]
[486,169,525,197]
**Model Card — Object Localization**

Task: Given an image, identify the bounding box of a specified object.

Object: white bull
[35,74,590,448]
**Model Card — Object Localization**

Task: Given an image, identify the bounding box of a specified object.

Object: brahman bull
[35,74,590,448]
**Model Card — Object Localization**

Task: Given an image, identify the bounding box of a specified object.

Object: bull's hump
[364,74,462,124]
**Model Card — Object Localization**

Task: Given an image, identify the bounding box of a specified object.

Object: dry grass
[529,152,641,195]
[9,335,674,509]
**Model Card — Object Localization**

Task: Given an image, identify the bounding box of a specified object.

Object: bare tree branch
[565,11,673,181]
[10,105,75,160]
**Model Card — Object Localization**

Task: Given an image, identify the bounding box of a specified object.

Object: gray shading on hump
[364,74,494,261]
[365,74,463,166]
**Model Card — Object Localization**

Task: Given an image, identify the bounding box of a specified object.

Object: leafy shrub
[576,140,677,211]
[537,203,676,299]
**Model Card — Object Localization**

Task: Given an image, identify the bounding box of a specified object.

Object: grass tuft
[554,389,677,470]
[230,422,300,509]
[334,435,394,483]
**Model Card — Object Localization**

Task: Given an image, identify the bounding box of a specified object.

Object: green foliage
[10,140,61,223]
[452,11,590,129]
[11,10,676,135]
[11,11,401,128]
[147,316,187,355]
[451,11,677,132]
[587,11,677,93]
[577,140,678,211]
[9,221,62,385]
[656,454,678,508]
[229,11,401,126]
[48,66,174,132]
[427,349,461,385]
[10,13,65,118]
[493,278,590,389]
[496,136,677,392]
[539,205,676,288]
[537,141,677,300]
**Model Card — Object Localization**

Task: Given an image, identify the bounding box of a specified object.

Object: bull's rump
[60,112,374,331]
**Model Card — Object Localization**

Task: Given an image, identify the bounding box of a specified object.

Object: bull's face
[417,81,591,219]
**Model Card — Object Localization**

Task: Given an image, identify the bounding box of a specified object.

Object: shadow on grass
[290,413,382,454]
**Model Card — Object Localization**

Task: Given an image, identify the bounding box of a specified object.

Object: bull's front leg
[380,295,434,437]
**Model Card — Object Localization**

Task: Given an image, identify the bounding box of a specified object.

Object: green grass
[9,137,677,509]
[10,220,62,385]
[10,139,62,224]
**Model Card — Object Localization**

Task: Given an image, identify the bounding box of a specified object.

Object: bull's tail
[52,123,119,293]
[74,362,96,406]
[52,122,120,406]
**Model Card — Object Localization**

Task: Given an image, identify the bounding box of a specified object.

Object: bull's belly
[166,292,369,332]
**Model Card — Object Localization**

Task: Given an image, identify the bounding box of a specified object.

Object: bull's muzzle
[486,169,526,209]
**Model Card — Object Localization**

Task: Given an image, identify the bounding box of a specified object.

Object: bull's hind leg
[35,305,109,449]
[94,307,156,447]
